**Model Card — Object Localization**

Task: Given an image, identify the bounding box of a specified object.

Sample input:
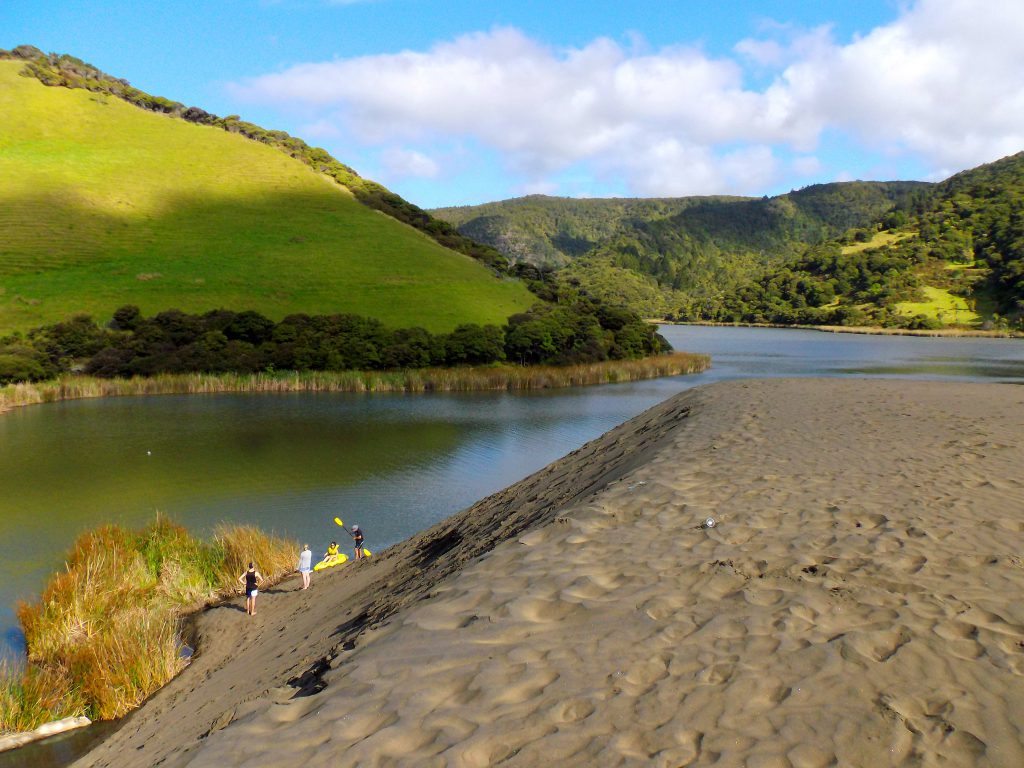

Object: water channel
[2,324,1024,667]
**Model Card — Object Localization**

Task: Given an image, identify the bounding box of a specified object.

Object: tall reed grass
[0,517,296,733]
[0,353,709,415]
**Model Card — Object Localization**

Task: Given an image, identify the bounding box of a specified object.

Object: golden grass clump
[0,353,710,415]
[0,660,85,734]
[212,524,300,591]
[0,516,296,732]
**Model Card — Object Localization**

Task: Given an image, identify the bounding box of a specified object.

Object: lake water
[2,325,1024,662]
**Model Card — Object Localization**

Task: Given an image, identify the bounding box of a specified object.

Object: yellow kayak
[313,553,349,571]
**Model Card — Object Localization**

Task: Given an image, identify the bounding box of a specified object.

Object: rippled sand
[76,379,1024,768]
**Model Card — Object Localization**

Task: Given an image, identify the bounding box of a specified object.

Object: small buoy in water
[702,517,716,529]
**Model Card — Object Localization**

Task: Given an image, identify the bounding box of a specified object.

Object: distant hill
[432,182,926,317]
[433,183,926,278]
[0,48,534,334]
[433,157,1024,329]
[672,152,1024,329]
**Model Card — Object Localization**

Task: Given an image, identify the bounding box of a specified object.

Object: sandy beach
[73,378,1024,767]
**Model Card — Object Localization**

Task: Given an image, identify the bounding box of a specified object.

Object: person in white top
[298,544,313,589]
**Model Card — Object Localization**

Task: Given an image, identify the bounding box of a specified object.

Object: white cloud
[517,180,559,196]
[299,118,344,139]
[778,0,1024,167]
[380,147,440,179]
[230,1,1024,197]
[791,155,823,177]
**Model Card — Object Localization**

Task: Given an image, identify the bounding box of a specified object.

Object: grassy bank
[0,353,710,414]
[0,518,296,732]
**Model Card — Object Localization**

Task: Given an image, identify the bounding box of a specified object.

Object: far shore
[0,352,709,415]
[654,319,1024,338]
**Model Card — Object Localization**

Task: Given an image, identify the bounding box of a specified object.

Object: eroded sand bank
[76,379,1024,767]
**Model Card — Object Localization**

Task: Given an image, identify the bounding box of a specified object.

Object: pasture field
[0,61,533,334]
[894,286,981,325]
[840,230,912,255]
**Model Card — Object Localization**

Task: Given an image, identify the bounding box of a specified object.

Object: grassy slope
[894,286,982,324]
[842,233,981,324]
[0,61,533,334]
[839,231,912,255]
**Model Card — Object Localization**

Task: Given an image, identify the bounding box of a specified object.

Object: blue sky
[4,1,1023,207]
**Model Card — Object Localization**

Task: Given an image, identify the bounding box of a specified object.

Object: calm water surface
[2,325,1024,664]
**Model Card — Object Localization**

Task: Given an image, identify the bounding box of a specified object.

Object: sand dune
[75,379,1024,767]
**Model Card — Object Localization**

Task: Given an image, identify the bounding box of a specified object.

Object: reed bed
[0,353,709,414]
[0,517,296,732]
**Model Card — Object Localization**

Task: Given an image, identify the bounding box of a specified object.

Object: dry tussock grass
[1,517,296,732]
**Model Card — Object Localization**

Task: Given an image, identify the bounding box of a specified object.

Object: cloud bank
[230,0,1024,197]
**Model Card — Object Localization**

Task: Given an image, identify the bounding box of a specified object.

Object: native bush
[4,290,671,386]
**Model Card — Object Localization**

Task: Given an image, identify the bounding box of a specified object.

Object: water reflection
[0,721,118,768]
[2,325,1023,664]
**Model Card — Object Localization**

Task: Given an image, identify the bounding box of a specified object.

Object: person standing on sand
[298,544,312,589]
[351,524,365,560]
[238,562,264,615]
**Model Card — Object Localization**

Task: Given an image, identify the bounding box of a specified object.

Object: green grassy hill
[0,59,534,334]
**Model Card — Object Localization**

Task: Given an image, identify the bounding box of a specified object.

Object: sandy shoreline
[660,320,1023,339]
[73,378,1024,767]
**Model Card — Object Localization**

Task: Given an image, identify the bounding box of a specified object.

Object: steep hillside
[433,182,926,315]
[433,195,743,268]
[689,152,1024,329]
[0,55,534,333]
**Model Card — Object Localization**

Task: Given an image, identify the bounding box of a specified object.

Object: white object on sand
[703,517,716,529]
[0,716,92,753]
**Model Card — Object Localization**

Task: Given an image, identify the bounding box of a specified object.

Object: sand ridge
[72,377,696,768]
[79,379,1024,767]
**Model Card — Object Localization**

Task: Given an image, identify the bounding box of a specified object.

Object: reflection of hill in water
[3,325,1024,668]
[0,394,462,525]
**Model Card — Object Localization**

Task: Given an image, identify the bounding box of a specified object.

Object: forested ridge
[686,152,1024,329]
[433,183,925,282]
[434,155,1024,329]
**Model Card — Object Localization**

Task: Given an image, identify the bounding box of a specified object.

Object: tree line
[0,300,670,385]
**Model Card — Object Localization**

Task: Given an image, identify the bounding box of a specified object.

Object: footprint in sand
[892,554,928,574]
[653,732,703,768]
[492,667,560,705]
[840,627,911,663]
[548,697,595,724]
[502,595,582,624]
[623,657,670,693]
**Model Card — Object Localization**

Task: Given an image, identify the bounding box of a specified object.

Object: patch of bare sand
[78,379,1024,767]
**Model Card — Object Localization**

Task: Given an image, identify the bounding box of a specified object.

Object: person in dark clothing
[351,525,366,560]
[237,562,264,616]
